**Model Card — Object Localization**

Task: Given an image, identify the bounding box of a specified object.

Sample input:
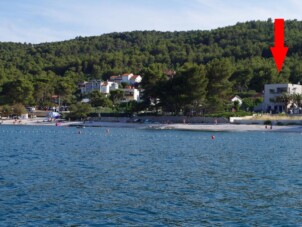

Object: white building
[263,83,302,113]
[109,75,122,83]
[79,80,101,94]
[109,73,142,85]
[79,80,119,95]
[129,74,142,84]
[120,88,140,103]
[79,80,141,103]
[100,81,119,94]
[121,73,133,83]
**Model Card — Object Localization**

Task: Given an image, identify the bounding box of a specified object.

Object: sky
[0,0,301,43]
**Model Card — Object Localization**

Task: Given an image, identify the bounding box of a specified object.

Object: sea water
[0,125,302,226]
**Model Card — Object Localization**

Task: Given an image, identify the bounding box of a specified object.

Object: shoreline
[147,123,302,132]
[1,118,302,132]
[0,118,82,127]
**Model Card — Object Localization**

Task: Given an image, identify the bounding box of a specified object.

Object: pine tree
[206,59,233,112]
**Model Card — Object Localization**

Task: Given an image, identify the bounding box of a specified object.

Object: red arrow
[270,18,288,72]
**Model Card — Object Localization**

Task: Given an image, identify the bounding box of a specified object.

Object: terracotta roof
[164,69,176,76]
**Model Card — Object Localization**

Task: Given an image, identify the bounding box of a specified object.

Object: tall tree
[1,79,34,105]
[33,74,55,106]
[54,77,76,105]
[109,89,124,105]
[230,67,252,92]
[206,59,233,112]
[68,102,92,120]
[140,67,166,111]
[89,90,112,107]
[160,63,208,114]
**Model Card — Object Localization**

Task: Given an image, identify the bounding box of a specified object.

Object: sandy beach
[1,118,302,132]
[0,118,146,128]
[147,123,302,132]
[0,118,82,127]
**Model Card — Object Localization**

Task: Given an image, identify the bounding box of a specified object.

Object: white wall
[121,74,133,83]
[263,84,302,112]
[120,88,140,102]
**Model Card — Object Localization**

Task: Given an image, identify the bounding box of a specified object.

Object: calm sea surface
[0,125,302,226]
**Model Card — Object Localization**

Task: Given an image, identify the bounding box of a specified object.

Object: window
[276,87,287,93]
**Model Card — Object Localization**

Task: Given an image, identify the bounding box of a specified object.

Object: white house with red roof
[121,73,133,83]
[130,75,142,84]
[110,73,142,85]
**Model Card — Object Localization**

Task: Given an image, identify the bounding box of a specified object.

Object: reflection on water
[0,126,302,225]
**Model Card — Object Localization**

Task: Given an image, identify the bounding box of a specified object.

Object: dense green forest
[1,19,302,114]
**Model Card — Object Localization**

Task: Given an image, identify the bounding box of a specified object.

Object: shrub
[264,120,272,125]
[0,105,13,118]
[66,103,92,120]
[13,103,27,116]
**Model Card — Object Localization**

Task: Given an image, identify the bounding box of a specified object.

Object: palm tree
[275,93,293,113]
[292,93,302,108]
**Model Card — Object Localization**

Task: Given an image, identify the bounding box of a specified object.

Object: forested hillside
[1,19,302,112]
